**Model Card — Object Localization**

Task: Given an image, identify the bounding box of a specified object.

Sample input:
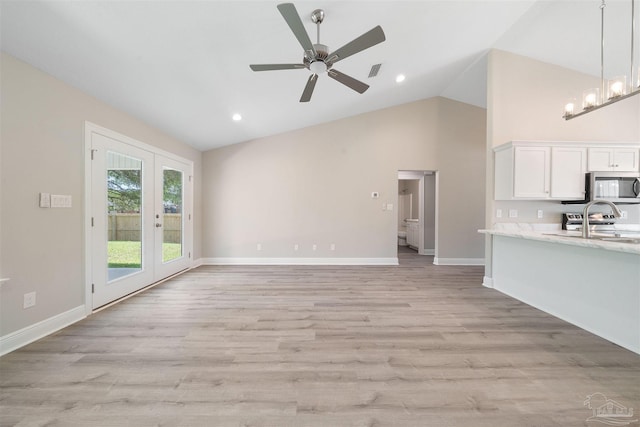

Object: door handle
[155,223,162,228]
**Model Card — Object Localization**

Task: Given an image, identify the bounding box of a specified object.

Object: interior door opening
[397,170,438,260]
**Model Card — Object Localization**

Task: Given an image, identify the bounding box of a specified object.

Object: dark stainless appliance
[562,171,640,204]
[562,212,617,231]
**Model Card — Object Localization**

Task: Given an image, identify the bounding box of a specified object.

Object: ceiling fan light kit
[249,3,386,102]
[563,0,640,120]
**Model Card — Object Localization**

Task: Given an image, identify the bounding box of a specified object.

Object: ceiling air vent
[368,63,382,78]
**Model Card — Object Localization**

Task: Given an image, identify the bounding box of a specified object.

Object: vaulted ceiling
[1,1,635,150]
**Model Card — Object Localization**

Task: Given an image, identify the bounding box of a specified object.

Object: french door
[88,127,192,309]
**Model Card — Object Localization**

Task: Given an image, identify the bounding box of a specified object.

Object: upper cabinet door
[513,146,550,198]
[588,148,640,172]
[551,147,587,199]
[614,149,639,172]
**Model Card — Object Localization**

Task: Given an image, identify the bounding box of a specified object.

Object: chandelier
[563,0,639,120]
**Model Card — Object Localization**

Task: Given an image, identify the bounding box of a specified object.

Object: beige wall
[0,53,202,337]
[424,174,436,250]
[404,180,420,219]
[202,97,486,261]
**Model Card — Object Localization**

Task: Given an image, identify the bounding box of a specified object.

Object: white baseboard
[192,258,204,268]
[0,305,86,356]
[420,249,435,255]
[483,276,494,288]
[433,257,485,266]
[200,257,399,266]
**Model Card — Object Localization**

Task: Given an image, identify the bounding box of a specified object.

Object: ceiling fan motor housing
[305,43,331,73]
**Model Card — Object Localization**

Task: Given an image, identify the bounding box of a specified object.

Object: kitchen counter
[482,228,640,354]
[480,229,640,255]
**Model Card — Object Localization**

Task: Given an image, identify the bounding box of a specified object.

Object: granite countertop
[479,227,640,255]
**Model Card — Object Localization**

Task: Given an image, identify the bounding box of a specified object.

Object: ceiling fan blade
[327,25,386,64]
[250,64,305,72]
[277,3,317,57]
[300,74,318,102]
[328,69,369,94]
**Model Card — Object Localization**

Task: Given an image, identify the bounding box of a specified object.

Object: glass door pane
[162,167,183,263]
[91,131,154,310]
[154,154,192,280]
[107,151,143,282]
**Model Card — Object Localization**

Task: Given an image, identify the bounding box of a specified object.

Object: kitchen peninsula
[481,228,640,355]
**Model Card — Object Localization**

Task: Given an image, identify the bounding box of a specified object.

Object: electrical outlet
[312,244,317,251]
[256,243,262,251]
[386,203,393,211]
[496,209,502,218]
[621,210,628,219]
[294,244,299,251]
[537,210,544,219]
[509,209,518,218]
[23,292,36,309]
[330,243,336,251]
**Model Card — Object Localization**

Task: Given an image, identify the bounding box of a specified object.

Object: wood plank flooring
[1,250,639,426]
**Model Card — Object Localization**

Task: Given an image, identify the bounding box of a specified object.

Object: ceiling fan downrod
[308,8,328,74]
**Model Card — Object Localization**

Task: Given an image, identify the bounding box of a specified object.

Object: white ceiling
[1,0,636,151]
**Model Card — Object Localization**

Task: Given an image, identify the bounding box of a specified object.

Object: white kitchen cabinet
[495,141,640,201]
[495,144,550,200]
[550,147,587,199]
[513,146,550,198]
[588,147,639,172]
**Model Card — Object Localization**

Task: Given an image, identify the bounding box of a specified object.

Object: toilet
[398,230,407,246]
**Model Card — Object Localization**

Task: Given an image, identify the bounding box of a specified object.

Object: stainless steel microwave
[563,171,640,204]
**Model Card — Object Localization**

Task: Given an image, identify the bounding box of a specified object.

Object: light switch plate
[537,210,544,219]
[386,203,393,211]
[51,194,72,208]
[39,193,51,208]
[496,209,502,218]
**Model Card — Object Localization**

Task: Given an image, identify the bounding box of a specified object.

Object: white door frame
[397,170,439,258]
[84,121,194,315]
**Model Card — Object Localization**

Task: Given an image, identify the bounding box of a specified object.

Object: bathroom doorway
[397,171,438,259]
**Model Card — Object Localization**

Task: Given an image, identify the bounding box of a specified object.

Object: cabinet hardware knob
[155,223,162,228]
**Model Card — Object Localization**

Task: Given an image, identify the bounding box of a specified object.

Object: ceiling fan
[250,3,386,102]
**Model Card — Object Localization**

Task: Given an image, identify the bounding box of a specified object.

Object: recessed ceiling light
[395,74,406,83]
[232,113,242,121]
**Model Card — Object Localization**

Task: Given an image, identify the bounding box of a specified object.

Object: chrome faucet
[582,199,622,238]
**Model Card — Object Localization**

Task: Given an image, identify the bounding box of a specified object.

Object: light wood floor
[2,250,639,426]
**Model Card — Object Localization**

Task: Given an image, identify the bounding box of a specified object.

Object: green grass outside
[108,241,182,268]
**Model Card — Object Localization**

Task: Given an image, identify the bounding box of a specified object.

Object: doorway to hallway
[397,170,438,260]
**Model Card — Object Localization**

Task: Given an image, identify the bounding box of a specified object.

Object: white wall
[0,53,202,337]
[202,97,486,263]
